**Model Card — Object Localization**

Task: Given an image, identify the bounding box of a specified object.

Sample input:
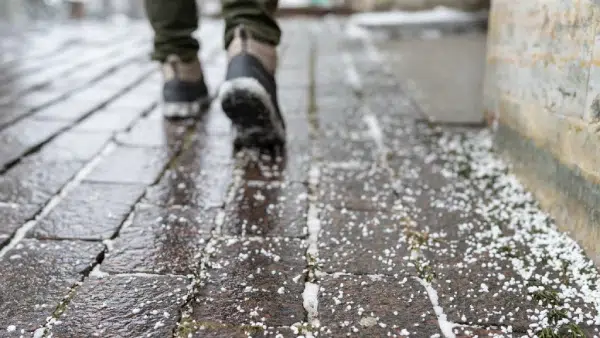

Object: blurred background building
[0,0,490,23]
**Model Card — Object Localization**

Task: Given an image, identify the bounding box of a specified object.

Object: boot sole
[219,77,285,147]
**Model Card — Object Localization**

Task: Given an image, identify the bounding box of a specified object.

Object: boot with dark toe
[218,26,286,147]
[161,55,211,119]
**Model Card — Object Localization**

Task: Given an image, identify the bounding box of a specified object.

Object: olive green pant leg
[144,0,200,62]
[221,0,281,48]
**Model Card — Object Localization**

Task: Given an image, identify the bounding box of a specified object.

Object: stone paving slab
[176,323,294,338]
[187,238,307,329]
[84,146,171,185]
[236,147,311,184]
[51,274,189,338]
[142,126,234,209]
[318,274,442,337]
[103,204,216,275]
[0,156,85,207]
[36,130,112,162]
[0,239,103,333]
[222,181,308,238]
[115,115,190,149]
[318,208,412,275]
[0,119,68,169]
[319,165,396,211]
[29,182,146,240]
[0,204,38,246]
[77,106,148,132]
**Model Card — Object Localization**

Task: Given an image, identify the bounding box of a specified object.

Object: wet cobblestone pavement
[1,18,600,338]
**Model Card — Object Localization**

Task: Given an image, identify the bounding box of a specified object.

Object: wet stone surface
[315,134,377,163]
[176,323,295,338]
[237,147,311,184]
[36,130,111,162]
[315,93,366,131]
[0,156,85,206]
[0,239,103,332]
[103,204,216,275]
[318,274,442,337]
[0,204,38,244]
[222,180,308,238]
[318,165,396,211]
[318,208,412,275]
[76,108,144,132]
[1,18,600,338]
[188,237,306,328]
[29,182,145,240]
[33,94,108,121]
[85,146,171,185]
[142,126,234,208]
[115,116,190,149]
[144,166,232,209]
[53,274,189,338]
[278,89,309,117]
[430,254,538,333]
[0,118,68,169]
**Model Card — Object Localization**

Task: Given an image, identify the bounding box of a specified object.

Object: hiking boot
[218,26,286,147]
[161,55,211,118]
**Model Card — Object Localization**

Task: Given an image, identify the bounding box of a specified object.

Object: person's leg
[218,0,285,147]
[221,0,281,48]
[145,0,199,62]
[144,0,210,118]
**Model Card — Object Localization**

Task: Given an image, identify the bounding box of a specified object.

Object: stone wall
[484,0,600,263]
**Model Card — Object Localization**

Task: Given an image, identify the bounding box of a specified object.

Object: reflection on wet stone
[30,182,145,240]
[189,238,306,328]
[236,146,309,184]
[53,275,189,338]
[104,204,216,275]
[0,239,103,332]
[85,146,170,185]
[77,109,144,132]
[37,130,112,162]
[223,181,308,237]
[143,126,234,208]
[116,117,190,149]
[236,148,288,182]
[144,169,232,209]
